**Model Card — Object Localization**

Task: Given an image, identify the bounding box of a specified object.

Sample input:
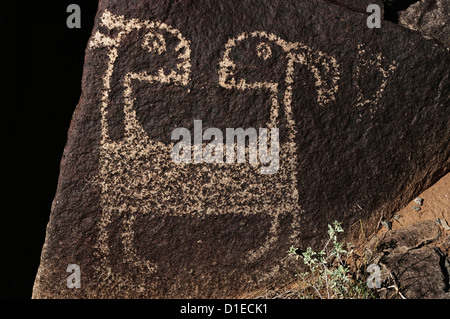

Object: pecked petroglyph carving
[90,9,193,291]
[218,31,340,149]
[355,43,398,117]
[219,31,340,116]
[88,10,400,291]
[89,10,307,290]
[217,31,341,277]
[89,10,330,290]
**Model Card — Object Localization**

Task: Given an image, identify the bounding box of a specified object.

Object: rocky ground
[363,172,450,299]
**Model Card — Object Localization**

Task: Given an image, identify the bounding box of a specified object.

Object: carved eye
[142,31,166,55]
[256,42,272,60]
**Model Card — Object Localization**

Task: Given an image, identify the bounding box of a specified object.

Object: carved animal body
[86,9,401,291]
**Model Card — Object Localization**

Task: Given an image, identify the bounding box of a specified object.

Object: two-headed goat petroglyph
[88,10,397,290]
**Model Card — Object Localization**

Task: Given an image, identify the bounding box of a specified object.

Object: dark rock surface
[380,246,450,299]
[369,220,441,254]
[399,0,450,47]
[33,0,450,298]
[326,0,384,15]
[367,221,450,299]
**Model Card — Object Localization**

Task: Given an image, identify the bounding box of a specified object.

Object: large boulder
[33,0,450,298]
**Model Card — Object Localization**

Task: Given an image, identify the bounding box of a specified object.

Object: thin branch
[323,264,330,299]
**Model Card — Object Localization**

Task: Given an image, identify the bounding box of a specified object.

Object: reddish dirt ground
[374,172,450,255]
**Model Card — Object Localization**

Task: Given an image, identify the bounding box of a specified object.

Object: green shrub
[288,221,377,299]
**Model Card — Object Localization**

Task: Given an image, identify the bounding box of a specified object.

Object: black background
[1,1,98,299]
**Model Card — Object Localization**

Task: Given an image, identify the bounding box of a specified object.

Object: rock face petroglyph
[354,43,398,118]
[33,0,450,298]
[90,10,309,292]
